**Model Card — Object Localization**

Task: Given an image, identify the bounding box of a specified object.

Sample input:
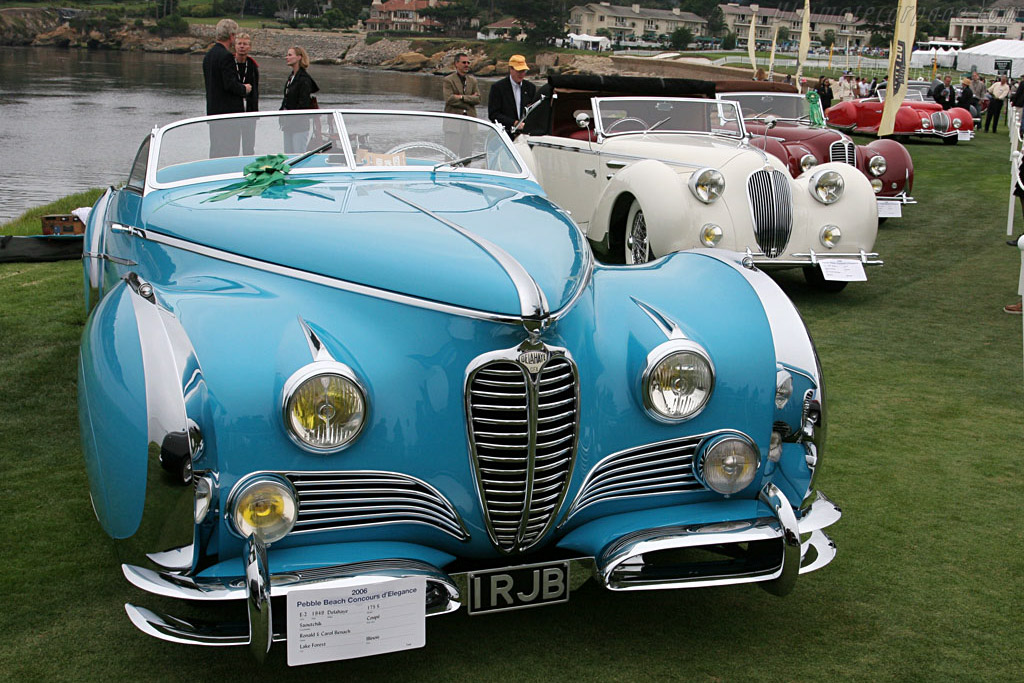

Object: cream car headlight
[229,475,298,542]
[696,434,760,495]
[688,168,725,204]
[700,223,723,247]
[283,362,367,453]
[868,155,887,176]
[642,341,714,422]
[800,154,818,172]
[820,225,842,249]
[953,118,962,129]
[810,170,844,204]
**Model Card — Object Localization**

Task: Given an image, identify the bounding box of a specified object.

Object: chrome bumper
[877,192,916,206]
[124,485,840,654]
[747,247,883,267]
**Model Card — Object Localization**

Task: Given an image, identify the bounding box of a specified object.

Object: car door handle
[584,169,596,177]
[605,160,627,169]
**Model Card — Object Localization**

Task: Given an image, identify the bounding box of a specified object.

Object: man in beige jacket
[442,53,481,157]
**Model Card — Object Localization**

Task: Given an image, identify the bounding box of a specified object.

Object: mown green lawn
[0,130,1020,681]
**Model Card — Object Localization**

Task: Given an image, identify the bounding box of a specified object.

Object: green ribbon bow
[203,154,319,202]
[805,90,826,128]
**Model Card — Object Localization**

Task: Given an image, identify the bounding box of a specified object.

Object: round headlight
[697,435,760,495]
[283,364,366,453]
[643,343,714,422]
[953,118,962,129]
[820,225,842,249]
[870,178,883,193]
[700,223,723,247]
[800,154,818,172]
[810,170,844,204]
[689,168,725,204]
[921,118,931,128]
[229,476,298,543]
[868,155,887,176]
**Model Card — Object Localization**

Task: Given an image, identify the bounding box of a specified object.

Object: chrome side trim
[630,297,688,340]
[385,190,549,320]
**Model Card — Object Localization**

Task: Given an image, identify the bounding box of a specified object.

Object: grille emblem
[517,345,550,374]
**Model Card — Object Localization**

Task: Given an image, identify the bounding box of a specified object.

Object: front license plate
[819,259,867,282]
[468,560,570,615]
[958,131,971,141]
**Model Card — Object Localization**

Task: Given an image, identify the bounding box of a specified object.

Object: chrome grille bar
[747,168,794,259]
[829,140,856,165]
[466,350,579,553]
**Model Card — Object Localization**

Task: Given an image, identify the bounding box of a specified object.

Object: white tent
[910,46,959,69]
[566,33,611,51]
[957,39,1024,77]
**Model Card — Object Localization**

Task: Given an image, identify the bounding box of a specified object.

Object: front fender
[865,138,914,194]
[78,275,209,571]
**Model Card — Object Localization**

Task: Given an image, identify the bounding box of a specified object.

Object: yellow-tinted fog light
[871,178,883,193]
[820,225,842,249]
[700,223,723,247]
[229,476,297,543]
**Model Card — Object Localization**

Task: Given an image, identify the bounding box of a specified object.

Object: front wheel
[942,135,958,145]
[624,200,653,265]
[802,265,849,293]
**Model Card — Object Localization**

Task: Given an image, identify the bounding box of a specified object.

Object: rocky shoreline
[1,7,663,78]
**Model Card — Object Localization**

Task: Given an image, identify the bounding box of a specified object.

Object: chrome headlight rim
[819,224,842,249]
[226,473,298,543]
[799,153,818,172]
[700,223,723,247]
[953,118,962,129]
[694,432,761,495]
[868,154,887,176]
[281,360,368,454]
[641,340,715,424]
[688,167,726,204]
[921,118,931,128]
[809,169,845,204]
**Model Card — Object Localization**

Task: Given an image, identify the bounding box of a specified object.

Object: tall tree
[420,0,480,32]
[502,0,566,45]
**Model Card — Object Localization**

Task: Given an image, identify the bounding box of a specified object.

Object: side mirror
[575,112,592,129]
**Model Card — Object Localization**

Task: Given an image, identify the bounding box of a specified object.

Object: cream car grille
[563,435,705,522]
[829,140,856,165]
[931,111,950,131]
[747,168,794,258]
[466,355,578,553]
[284,471,468,540]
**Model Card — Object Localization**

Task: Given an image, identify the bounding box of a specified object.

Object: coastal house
[365,0,445,33]
[948,0,1024,42]
[568,3,707,43]
[477,17,529,41]
[719,3,870,50]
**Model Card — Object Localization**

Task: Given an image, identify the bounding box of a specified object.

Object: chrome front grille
[931,111,950,131]
[829,140,856,165]
[285,471,468,540]
[564,436,705,522]
[747,168,794,258]
[466,350,578,553]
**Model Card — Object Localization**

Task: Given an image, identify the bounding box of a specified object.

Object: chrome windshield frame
[592,96,747,140]
[144,109,532,193]
[716,92,822,125]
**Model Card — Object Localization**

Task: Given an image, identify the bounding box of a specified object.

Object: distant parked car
[825,82,974,143]
[78,108,841,663]
[519,75,880,290]
[717,87,915,220]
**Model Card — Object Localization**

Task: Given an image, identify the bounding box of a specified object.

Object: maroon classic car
[717,89,915,219]
[824,82,974,144]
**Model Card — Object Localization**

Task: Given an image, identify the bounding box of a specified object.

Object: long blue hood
[141,175,589,318]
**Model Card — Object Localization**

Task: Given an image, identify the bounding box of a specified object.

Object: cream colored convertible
[516,76,880,291]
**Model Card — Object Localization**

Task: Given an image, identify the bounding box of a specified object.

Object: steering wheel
[605,116,649,133]
[385,141,459,160]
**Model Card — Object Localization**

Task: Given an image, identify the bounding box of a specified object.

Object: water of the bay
[0,46,495,222]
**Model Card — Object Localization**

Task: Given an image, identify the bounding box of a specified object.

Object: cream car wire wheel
[625,200,652,265]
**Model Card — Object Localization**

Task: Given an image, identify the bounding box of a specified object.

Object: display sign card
[819,259,867,282]
[958,131,972,141]
[877,201,902,218]
[286,577,426,666]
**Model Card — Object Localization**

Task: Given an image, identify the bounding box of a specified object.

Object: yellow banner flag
[879,0,917,137]
[768,27,778,80]
[748,8,758,76]
[795,0,811,89]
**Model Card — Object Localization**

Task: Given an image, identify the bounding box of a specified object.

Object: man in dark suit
[930,75,956,111]
[488,54,537,137]
[202,18,251,157]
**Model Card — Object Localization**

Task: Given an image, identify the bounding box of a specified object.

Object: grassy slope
[0,132,1021,681]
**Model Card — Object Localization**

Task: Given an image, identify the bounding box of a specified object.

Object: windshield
[594,97,744,139]
[723,93,819,122]
[877,84,929,102]
[153,111,521,186]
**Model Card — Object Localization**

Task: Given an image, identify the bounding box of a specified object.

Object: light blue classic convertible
[78,109,840,665]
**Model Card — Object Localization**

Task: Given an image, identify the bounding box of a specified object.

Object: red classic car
[824,83,974,144]
[717,88,915,220]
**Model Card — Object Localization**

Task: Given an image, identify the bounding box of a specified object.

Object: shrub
[154,13,189,37]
